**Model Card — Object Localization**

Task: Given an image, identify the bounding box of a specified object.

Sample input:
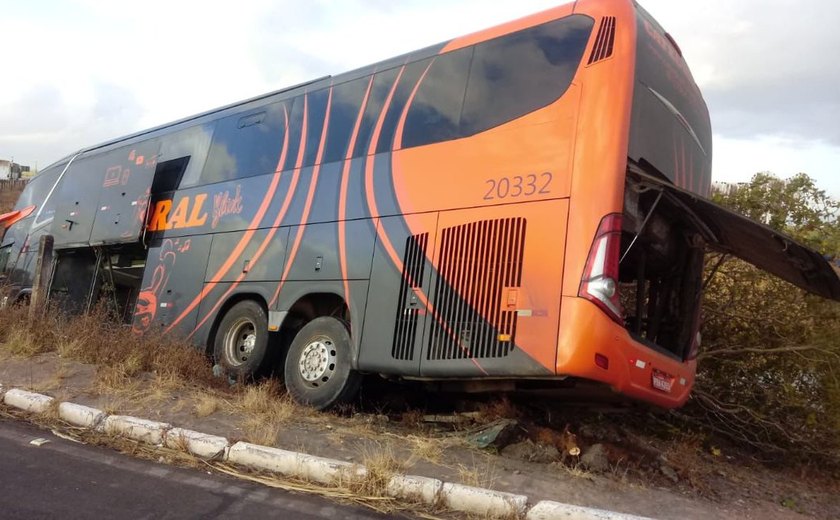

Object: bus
[1,0,838,410]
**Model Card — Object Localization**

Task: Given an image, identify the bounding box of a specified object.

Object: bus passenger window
[199,102,288,186]
[375,58,433,154]
[353,68,401,158]
[402,47,473,149]
[461,14,594,136]
[304,89,331,167]
[323,77,373,164]
[164,124,215,189]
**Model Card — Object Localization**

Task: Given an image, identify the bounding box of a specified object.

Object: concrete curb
[58,402,106,429]
[165,427,228,460]
[227,442,363,486]
[526,501,652,520]
[4,388,55,413]
[0,386,653,519]
[101,415,171,445]
[385,474,443,505]
[442,482,529,518]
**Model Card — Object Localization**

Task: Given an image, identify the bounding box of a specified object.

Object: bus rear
[560,0,838,408]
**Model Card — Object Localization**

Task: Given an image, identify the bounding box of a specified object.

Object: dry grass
[0,303,217,388]
[236,380,299,446]
[408,435,445,465]
[0,301,310,448]
[5,325,41,356]
[350,443,406,497]
[194,393,223,418]
[457,457,499,489]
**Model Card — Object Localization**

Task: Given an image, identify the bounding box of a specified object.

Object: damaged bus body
[1,0,838,409]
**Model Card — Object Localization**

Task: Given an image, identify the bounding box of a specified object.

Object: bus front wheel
[213,300,269,379]
[284,317,361,410]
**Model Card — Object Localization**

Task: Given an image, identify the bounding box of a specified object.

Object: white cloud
[713,134,840,198]
[1,0,838,196]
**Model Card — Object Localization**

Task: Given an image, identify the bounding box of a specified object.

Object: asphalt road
[0,417,390,519]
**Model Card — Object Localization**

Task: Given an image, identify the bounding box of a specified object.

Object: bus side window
[304,89,331,167]
[198,102,288,186]
[460,14,594,136]
[402,47,473,149]
[162,124,215,190]
[375,58,433,155]
[353,68,401,159]
[323,77,373,164]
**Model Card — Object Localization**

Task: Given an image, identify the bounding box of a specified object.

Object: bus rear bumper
[556,297,695,408]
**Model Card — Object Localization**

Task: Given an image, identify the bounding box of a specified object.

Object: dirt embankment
[0,305,837,519]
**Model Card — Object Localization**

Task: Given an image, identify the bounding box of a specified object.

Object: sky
[1,0,838,197]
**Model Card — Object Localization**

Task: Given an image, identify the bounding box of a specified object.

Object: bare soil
[1,345,836,520]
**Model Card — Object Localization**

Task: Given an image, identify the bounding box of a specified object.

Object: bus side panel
[283,220,376,282]
[8,250,37,301]
[50,165,102,248]
[2,216,36,292]
[390,86,580,216]
[149,175,275,239]
[305,161,342,225]
[132,235,212,337]
[358,213,438,376]
[418,199,566,377]
[206,228,290,283]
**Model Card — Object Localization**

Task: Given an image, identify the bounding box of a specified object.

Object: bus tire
[213,300,269,379]
[284,316,360,410]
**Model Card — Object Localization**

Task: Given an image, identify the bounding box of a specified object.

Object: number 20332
[483,172,553,200]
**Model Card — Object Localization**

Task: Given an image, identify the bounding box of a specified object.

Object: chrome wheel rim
[298,336,337,387]
[224,317,257,366]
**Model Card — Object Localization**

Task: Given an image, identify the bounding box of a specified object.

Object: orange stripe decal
[187,106,293,338]
[338,76,376,304]
[393,59,434,151]
[270,87,334,307]
[165,104,292,334]
[365,66,486,374]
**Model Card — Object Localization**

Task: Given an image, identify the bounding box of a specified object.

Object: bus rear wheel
[213,300,269,379]
[284,317,360,410]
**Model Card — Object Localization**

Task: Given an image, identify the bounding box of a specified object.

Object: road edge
[1,386,650,520]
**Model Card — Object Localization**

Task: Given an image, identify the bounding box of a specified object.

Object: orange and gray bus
[1,0,837,409]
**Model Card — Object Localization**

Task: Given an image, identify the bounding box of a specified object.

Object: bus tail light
[579,213,623,323]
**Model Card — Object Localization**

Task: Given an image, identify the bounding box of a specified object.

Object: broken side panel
[50,141,160,248]
[89,141,162,245]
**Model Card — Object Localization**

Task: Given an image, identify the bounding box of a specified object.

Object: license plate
[652,369,673,392]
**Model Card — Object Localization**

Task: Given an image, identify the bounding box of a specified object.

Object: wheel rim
[223,317,257,367]
[298,336,337,388]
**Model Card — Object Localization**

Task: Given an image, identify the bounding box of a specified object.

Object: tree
[687,173,840,464]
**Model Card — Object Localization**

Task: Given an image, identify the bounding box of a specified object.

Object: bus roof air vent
[588,16,616,65]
